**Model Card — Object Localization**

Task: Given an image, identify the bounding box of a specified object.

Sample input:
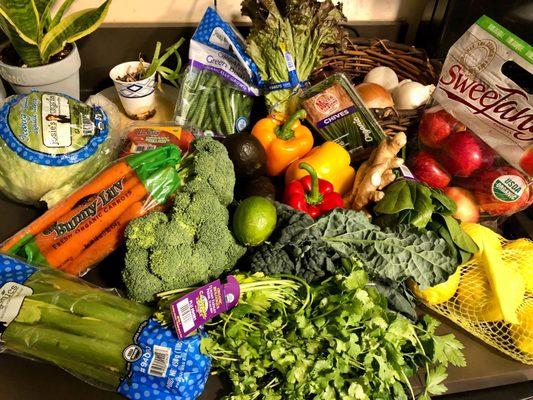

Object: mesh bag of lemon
[410,223,533,365]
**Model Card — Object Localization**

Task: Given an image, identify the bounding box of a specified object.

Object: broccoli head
[122,149,245,302]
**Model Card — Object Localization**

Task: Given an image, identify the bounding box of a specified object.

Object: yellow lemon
[456,266,503,322]
[510,299,533,355]
[504,239,533,293]
[410,268,462,305]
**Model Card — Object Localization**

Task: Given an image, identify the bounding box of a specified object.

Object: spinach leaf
[374,179,476,266]
[430,188,457,215]
[374,179,414,214]
[410,183,434,228]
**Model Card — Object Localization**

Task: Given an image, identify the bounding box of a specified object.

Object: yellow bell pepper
[285,142,355,195]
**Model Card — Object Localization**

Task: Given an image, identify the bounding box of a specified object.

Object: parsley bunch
[200,267,465,399]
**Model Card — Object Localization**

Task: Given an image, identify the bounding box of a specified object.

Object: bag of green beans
[174,8,261,136]
[300,73,386,161]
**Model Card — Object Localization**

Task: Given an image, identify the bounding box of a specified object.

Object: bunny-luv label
[170,276,240,339]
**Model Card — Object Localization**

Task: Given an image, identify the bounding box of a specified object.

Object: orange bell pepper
[251,110,314,176]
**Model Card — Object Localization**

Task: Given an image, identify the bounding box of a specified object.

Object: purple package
[170,275,240,339]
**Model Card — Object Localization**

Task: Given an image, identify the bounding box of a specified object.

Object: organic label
[170,275,240,339]
[491,175,526,202]
[0,282,32,338]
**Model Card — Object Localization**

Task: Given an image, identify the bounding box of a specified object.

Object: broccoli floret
[148,245,207,288]
[174,187,228,227]
[125,212,168,250]
[122,139,245,302]
[122,249,164,303]
[183,137,236,206]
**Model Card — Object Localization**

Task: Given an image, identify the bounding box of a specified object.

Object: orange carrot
[0,160,133,252]
[60,201,164,275]
[41,182,151,268]
[30,174,141,255]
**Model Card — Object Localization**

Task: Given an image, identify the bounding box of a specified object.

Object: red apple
[443,187,480,222]
[519,145,533,176]
[410,151,451,189]
[467,167,531,216]
[438,131,485,177]
[418,110,464,149]
[477,136,495,169]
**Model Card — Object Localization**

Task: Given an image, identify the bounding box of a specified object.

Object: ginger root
[344,132,407,211]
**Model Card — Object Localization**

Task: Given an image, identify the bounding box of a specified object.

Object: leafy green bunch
[242,0,346,114]
[249,203,459,317]
[374,179,478,265]
[200,267,466,400]
[0,0,111,67]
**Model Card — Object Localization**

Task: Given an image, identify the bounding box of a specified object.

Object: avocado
[222,133,267,180]
[240,176,277,201]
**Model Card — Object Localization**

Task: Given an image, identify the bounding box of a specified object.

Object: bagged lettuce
[0,92,120,207]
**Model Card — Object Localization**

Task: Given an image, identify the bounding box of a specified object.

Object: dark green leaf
[439,214,478,253]
[374,180,415,215]
[410,183,434,228]
[431,188,457,214]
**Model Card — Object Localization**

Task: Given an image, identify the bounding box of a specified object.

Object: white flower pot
[0,42,81,99]
[109,61,157,120]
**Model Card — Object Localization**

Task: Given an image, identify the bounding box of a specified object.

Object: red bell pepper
[283,162,343,219]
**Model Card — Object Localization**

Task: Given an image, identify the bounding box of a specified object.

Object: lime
[233,196,277,246]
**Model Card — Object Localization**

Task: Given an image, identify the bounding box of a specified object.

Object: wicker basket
[312,37,440,134]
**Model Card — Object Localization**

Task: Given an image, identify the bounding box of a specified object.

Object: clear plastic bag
[0,254,211,399]
[409,16,532,219]
[300,73,386,161]
[0,145,183,276]
[0,92,122,207]
[173,7,260,136]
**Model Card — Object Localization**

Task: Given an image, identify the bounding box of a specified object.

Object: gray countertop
[0,195,532,400]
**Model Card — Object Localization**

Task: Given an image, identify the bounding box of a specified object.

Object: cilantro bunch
[200,267,465,399]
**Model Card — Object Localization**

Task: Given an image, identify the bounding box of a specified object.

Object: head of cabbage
[0,92,119,207]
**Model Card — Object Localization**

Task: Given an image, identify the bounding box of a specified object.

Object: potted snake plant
[0,0,112,99]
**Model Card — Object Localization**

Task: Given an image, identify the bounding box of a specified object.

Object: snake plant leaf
[0,0,40,44]
[39,0,111,63]
[0,15,41,66]
[49,0,77,29]
[33,0,54,16]
[35,0,56,37]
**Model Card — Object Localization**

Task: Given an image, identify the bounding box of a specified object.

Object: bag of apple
[410,16,532,220]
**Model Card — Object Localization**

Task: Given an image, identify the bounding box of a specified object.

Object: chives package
[300,73,385,160]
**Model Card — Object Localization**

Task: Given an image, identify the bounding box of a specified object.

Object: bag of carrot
[0,145,183,276]
[0,254,211,400]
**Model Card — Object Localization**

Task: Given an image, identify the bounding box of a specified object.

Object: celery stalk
[4,321,127,372]
[19,298,135,345]
[7,341,122,388]
[26,281,147,331]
